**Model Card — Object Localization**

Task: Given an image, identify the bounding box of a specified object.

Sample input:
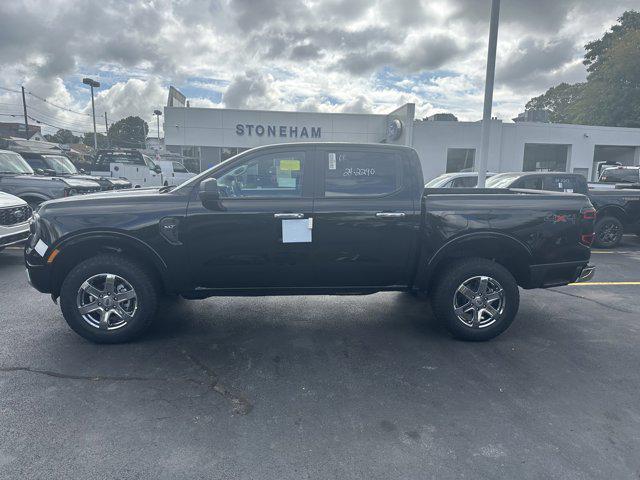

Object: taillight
[581,233,595,246]
[581,208,596,220]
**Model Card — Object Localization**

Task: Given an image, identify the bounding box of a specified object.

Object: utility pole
[476,0,501,188]
[82,78,100,150]
[153,110,162,158]
[21,86,29,140]
[104,112,110,148]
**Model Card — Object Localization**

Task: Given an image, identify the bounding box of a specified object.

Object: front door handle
[274,213,305,219]
[375,212,406,218]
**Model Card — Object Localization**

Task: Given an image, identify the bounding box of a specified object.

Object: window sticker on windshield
[279,159,300,171]
[328,153,336,170]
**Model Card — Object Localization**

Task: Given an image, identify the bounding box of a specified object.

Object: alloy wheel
[76,273,138,330]
[453,276,505,329]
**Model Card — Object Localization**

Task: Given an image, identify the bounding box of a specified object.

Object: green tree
[525,83,586,124]
[574,30,640,128]
[108,116,149,148]
[584,10,640,73]
[48,129,81,144]
[83,132,109,149]
[523,10,640,127]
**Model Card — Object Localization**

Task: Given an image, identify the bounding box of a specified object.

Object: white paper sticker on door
[282,219,312,243]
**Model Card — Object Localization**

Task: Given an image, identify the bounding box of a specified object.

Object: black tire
[594,216,623,248]
[431,258,520,341]
[59,254,158,343]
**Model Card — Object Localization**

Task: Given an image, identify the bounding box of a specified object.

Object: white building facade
[164,103,640,182]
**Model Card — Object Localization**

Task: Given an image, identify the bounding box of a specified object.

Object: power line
[26,90,91,117]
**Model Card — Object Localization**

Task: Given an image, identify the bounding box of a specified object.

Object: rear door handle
[274,213,305,219]
[375,212,406,218]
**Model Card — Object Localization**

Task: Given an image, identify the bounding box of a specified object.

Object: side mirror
[79,168,86,174]
[35,168,45,175]
[154,165,162,174]
[199,178,220,203]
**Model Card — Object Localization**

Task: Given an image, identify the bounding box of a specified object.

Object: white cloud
[0,0,636,133]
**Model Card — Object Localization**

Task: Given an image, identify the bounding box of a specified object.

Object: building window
[221,147,249,162]
[446,148,475,173]
[523,144,569,172]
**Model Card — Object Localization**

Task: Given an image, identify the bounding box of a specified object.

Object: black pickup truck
[485,172,640,248]
[25,143,596,343]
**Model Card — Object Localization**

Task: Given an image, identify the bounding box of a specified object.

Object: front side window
[173,162,188,173]
[42,155,77,174]
[217,151,305,198]
[324,150,401,197]
[450,176,478,188]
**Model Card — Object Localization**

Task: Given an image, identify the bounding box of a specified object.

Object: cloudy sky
[0,0,637,136]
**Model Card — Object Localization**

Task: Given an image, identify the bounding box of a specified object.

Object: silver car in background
[0,191,31,252]
[425,171,496,188]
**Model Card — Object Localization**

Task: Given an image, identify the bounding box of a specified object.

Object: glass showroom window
[446,148,476,173]
[523,144,569,172]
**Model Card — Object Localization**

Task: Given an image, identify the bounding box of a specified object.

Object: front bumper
[0,221,30,248]
[25,246,52,293]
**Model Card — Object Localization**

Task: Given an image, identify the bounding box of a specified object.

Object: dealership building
[164,101,640,182]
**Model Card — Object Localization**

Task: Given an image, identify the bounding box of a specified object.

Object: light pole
[476,0,501,188]
[153,109,162,143]
[82,77,101,150]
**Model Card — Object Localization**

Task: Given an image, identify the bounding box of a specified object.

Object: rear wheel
[594,216,623,248]
[431,258,520,341]
[60,254,158,343]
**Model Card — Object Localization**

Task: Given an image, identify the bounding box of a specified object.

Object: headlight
[29,213,41,247]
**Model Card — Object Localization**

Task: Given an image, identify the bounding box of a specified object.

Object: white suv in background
[0,191,31,252]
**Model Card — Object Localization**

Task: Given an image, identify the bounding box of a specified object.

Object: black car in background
[19,151,131,191]
[486,172,640,247]
[0,149,101,209]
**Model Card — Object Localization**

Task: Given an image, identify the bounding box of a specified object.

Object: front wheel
[60,254,158,343]
[594,216,623,248]
[431,258,520,341]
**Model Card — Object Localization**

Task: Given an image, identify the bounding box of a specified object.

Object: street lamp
[153,109,162,144]
[476,0,501,188]
[82,77,101,150]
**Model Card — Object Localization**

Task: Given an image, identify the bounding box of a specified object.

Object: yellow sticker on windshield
[279,159,301,171]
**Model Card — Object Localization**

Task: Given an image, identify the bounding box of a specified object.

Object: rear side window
[96,152,145,167]
[543,176,578,192]
[323,150,401,197]
[514,176,543,190]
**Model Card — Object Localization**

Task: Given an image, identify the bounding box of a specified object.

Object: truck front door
[185,147,314,289]
[311,146,421,288]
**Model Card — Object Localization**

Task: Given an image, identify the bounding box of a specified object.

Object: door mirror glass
[153,165,162,174]
[35,168,45,175]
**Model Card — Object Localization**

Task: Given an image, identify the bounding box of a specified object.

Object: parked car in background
[486,172,640,248]
[0,149,100,209]
[599,166,640,184]
[0,191,31,252]
[25,143,595,344]
[156,159,196,186]
[91,149,163,188]
[425,171,496,188]
[19,151,131,191]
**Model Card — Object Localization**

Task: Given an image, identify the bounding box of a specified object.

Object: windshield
[0,151,34,174]
[42,155,78,174]
[485,173,523,188]
[425,174,453,187]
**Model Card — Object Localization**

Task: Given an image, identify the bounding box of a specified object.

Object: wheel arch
[50,232,169,298]
[417,232,533,292]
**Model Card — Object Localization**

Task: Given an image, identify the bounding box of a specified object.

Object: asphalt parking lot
[1,240,640,479]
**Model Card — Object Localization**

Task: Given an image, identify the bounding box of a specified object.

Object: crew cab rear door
[311,146,420,288]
